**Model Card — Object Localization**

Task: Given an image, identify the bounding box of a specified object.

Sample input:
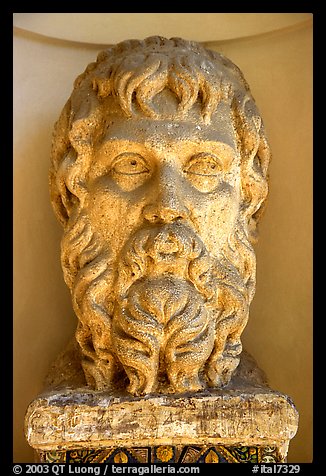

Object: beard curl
[62,215,254,394]
[112,276,214,395]
[60,210,118,388]
[111,221,251,395]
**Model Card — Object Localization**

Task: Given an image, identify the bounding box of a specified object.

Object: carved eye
[112,153,149,175]
[184,153,222,193]
[111,153,150,191]
[185,153,222,176]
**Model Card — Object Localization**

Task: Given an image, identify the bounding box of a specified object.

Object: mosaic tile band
[37,445,282,463]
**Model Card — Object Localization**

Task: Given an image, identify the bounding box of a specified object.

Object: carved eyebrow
[98,138,236,166]
[97,139,149,162]
[100,138,146,148]
[177,141,237,167]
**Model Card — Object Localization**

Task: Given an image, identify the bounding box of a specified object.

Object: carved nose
[143,176,189,224]
[143,202,188,223]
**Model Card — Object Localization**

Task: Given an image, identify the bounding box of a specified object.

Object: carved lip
[144,222,204,258]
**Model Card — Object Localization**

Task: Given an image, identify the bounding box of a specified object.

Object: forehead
[98,94,237,151]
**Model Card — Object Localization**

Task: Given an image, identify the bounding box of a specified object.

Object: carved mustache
[136,221,203,258]
[116,221,215,301]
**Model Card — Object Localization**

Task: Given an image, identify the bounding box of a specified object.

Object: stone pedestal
[25,356,298,464]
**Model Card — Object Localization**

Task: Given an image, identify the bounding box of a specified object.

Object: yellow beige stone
[25,365,298,462]
[25,35,298,462]
[48,36,271,396]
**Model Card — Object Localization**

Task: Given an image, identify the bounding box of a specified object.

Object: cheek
[190,183,240,256]
[85,188,144,256]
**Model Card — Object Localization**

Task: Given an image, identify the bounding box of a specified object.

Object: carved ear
[50,88,102,228]
[49,99,90,228]
[49,149,80,228]
[49,99,73,227]
[245,131,271,244]
[236,105,271,244]
[49,164,69,227]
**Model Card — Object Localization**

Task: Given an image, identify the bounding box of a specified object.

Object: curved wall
[13,13,312,462]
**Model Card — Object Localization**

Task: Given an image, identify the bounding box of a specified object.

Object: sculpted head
[49,36,271,395]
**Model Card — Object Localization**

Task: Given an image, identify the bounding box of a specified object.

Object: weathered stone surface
[25,384,298,458]
[24,35,298,463]
[25,351,298,462]
[48,35,272,396]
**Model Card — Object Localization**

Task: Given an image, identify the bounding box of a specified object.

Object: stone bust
[49,36,271,396]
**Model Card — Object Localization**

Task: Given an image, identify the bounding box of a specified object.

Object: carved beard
[112,222,216,395]
[62,215,253,395]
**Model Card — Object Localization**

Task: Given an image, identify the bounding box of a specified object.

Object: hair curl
[49,36,271,246]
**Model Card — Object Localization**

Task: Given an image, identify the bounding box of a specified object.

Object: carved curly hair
[47,37,272,392]
[50,35,271,246]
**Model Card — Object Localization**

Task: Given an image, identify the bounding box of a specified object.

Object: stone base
[25,352,298,464]
[25,388,298,463]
